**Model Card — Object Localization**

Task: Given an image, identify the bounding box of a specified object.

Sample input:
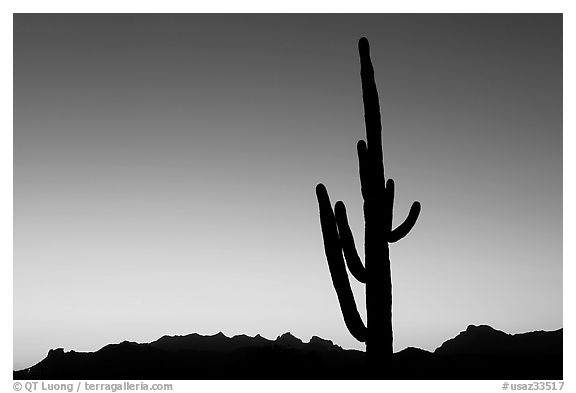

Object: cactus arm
[385,178,395,204]
[334,201,367,284]
[316,184,368,342]
[359,37,385,184]
[384,178,396,232]
[357,140,371,199]
[389,201,421,243]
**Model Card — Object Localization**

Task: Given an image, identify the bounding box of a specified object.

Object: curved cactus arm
[334,201,367,284]
[316,184,368,342]
[389,201,422,243]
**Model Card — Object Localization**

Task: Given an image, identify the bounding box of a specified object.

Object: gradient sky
[14,14,562,369]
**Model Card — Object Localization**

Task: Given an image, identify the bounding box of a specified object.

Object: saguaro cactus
[316,37,421,369]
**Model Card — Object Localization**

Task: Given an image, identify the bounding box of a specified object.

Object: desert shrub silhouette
[316,37,421,371]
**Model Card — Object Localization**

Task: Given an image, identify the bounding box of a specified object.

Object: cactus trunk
[366,230,392,365]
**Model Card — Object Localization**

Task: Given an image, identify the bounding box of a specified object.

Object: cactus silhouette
[316,37,421,370]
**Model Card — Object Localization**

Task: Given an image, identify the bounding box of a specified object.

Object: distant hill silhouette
[13,325,562,380]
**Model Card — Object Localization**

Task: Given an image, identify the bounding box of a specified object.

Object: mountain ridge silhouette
[14,325,562,380]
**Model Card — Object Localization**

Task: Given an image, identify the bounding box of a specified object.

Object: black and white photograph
[11,12,564,382]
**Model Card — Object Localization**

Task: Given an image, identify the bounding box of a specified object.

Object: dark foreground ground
[14,325,562,380]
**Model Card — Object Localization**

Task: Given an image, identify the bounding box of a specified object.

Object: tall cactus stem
[316,37,421,372]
